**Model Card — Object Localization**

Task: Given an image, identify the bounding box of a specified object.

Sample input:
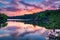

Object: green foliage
[1,23,8,27]
[0,13,8,28]
[36,10,60,29]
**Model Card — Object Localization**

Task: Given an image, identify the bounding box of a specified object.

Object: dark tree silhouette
[0,13,8,28]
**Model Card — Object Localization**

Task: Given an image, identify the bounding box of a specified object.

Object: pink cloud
[0,0,60,16]
[0,7,43,16]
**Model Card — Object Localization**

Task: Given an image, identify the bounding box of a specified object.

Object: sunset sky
[0,0,60,16]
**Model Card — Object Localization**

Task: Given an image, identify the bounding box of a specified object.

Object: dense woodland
[36,9,60,29]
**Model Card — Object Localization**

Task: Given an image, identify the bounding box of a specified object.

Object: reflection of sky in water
[0,21,50,40]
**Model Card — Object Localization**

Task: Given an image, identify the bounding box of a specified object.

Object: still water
[0,21,50,40]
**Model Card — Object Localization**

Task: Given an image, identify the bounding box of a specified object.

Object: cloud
[19,1,43,9]
[43,0,60,10]
[0,0,60,16]
[0,1,9,5]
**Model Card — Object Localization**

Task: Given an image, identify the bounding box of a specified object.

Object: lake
[0,20,50,40]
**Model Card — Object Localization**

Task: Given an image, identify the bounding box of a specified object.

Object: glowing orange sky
[1,7,43,16]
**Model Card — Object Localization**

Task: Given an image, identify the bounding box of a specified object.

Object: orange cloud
[1,7,43,16]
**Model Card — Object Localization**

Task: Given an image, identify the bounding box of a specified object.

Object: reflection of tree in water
[24,20,40,27]
[24,14,39,27]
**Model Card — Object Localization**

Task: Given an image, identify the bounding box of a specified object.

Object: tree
[0,13,8,28]
[36,10,60,32]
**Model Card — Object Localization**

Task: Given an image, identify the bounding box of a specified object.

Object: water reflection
[0,21,50,40]
[8,20,42,27]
